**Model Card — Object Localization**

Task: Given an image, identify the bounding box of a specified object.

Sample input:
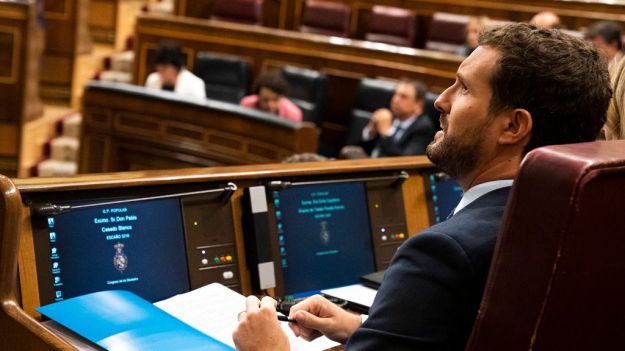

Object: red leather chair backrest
[425,12,469,54]
[467,141,625,351]
[211,0,263,25]
[365,5,417,47]
[299,0,351,37]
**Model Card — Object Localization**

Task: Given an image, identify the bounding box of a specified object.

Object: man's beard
[426,121,487,179]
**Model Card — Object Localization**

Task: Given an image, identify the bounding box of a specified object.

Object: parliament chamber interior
[2,0,625,350]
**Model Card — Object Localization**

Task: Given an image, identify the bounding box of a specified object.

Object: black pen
[277,315,297,323]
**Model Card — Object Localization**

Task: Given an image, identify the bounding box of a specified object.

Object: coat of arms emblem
[320,221,330,245]
[113,242,128,273]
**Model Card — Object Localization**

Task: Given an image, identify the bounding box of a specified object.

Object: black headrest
[194,52,251,103]
[353,78,396,112]
[281,66,328,126]
[424,91,441,130]
[194,52,250,85]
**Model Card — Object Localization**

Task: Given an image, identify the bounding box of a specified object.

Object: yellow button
[226,255,233,261]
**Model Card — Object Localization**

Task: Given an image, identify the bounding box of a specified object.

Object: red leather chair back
[425,12,469,54]
[467,141,625,350]
[299,0,351,37]
[211,0,263,25]
[365,5,417,47]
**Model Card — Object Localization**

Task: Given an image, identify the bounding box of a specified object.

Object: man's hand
[233,296,290,351]
[371,108,394,136]
[288,295,362,344]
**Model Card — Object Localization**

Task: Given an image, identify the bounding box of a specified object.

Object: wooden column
[89,0,147,50]
[40,0,91,101]
[0,0,44,177]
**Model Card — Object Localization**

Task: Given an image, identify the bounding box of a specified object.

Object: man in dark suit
[359,79,436,157]
[233,23,612,351]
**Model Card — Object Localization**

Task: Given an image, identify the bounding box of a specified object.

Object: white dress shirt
[453,179,514,215]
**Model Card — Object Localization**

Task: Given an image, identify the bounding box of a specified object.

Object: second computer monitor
[272,181,376,297]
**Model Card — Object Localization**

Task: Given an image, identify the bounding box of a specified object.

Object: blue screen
[273,182,375,297]
[45,197,190,303]
[429,173,463,223]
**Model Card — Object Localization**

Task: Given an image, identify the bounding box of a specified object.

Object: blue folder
[37,290,234,351]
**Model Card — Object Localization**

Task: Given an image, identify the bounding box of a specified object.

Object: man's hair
[479,23,612,153]
[253,70,288,95]
[399,79,428,102]
[154,43,184,70]
[585,21,622,50]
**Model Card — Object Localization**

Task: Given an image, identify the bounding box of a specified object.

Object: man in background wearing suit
[233,23,612,351]
[357,79,436,157]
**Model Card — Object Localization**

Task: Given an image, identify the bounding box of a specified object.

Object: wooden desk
[0,0,44,177]
[80,81,319,173]
[134,14,461,153]
[2,157,434,350]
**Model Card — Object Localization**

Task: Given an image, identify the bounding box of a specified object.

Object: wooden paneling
[80,81,319,173]
[134,15,461,154]
[41,0,90,101]
[0,1,44,177]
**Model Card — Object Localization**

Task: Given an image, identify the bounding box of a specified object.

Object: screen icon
[47,217,55,228]
[54,276,61,285]
[51,247,59,259]
[49,232,56,242]
[55,291,62,299]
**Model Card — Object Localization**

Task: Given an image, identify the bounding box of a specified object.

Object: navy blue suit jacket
[346,187,511,350]
[363,114,436,157]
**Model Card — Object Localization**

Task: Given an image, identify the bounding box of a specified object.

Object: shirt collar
[453,179,513,215]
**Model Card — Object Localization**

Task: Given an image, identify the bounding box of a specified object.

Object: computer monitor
[29,184,240,306]
[38,197,189,304]
[271,181,377,298]
[426,172,464,223]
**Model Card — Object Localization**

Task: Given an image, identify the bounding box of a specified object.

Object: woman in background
[240,70,302,122]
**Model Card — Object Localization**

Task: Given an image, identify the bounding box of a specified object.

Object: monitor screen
[41,197,190,303]
[428,173,463,223]
[272,182,376,297]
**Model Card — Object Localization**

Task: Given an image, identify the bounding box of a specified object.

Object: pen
[277,315,297,323]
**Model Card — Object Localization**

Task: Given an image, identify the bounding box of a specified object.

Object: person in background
[604,55,625,140]
[530,11,561,30]
[145,43,206,99]
[585,21,624,71]
[240,71,303,122]
[342,79,435,159]
[457,16,491,57]
[232,23,611,351]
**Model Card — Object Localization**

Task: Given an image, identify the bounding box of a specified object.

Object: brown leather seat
[467,140,625,350]
[299,0,351,37]
[210,0,263,25]
[365,5,417,47]
[425,12,469,54]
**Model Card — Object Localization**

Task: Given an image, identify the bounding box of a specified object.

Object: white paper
[321,284,378,308]
[155,283,339,350]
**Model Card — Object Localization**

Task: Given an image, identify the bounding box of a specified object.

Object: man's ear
[498,108,532,145]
